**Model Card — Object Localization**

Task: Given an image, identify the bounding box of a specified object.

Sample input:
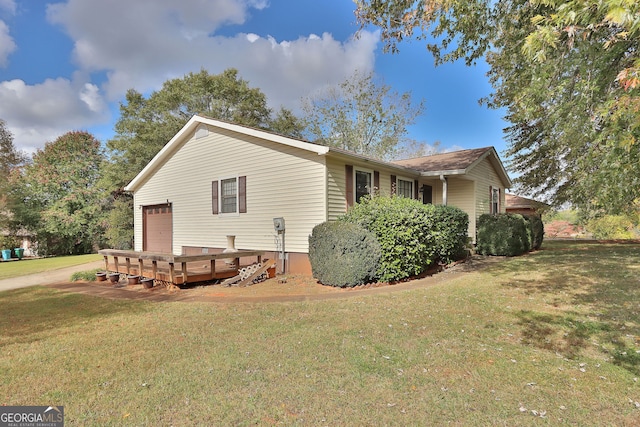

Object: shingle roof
[391,147,493,172]
[505,193,548,209]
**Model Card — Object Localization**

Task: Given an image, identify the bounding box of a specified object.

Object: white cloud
[0,77,108,153]
[46,0,378,110]
[3,0,379,152]
[0,20,15,67]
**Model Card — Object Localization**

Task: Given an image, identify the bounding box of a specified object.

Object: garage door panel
[143,204,172,253]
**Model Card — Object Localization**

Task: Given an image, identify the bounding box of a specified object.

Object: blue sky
[0,0,508,159]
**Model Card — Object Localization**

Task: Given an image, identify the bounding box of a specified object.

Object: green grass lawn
[1,241,640,425]
[0,254,102,280]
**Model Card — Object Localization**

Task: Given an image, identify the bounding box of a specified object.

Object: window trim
[354,167,373,204]
[219,175,240,216]
[396,177,414,199]
[490,186,500,214]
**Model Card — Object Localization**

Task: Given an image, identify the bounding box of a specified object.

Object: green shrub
[429,204,470,263]
[524,215,545,250]
[476,213,530,256]
[70,268,103,282]
[340,196,468,282]
[308,221,381,288]
[586,215,638,239]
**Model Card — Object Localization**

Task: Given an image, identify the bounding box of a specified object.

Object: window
[221,178,237,213]
[491,187,500,214]
[355,170,371,203]
[397,179,413,199]
[212,176,246,215]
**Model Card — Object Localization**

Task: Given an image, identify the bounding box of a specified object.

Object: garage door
[143,204,172,253]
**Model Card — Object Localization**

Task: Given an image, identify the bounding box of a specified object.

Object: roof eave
[326,148,421,176]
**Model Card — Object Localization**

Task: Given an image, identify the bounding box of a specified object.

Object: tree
[301,71,424,160]
[14,131,105,255]
[102,68,304,248]
[355,0,640,215]
[0,120,26,231]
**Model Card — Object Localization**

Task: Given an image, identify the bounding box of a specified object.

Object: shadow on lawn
[0,286,151,346]
[483,241,640,374]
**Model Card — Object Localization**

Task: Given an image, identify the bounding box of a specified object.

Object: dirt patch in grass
[48,256,501,303]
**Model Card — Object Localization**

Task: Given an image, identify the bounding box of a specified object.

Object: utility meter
[273,217,285,232]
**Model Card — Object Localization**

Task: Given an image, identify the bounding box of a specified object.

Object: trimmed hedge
[340,196,469,282]
[308,221,381,288]
[476,213,531,256]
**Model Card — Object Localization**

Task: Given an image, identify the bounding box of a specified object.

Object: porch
[98,249,265,286]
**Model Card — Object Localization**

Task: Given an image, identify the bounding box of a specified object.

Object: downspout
[440,174,448,206]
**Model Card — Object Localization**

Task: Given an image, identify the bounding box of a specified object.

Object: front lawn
[1,241,639,425]
[0,254,102,280]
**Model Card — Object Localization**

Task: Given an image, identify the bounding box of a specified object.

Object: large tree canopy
[13,131,104,255]
[301,71,424,160]
[355,0,640,215]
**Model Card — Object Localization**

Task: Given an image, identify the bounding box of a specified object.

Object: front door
[422,185,433,204]
[143,203,172,253]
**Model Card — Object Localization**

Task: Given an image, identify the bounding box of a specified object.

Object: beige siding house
[126,115,512,274]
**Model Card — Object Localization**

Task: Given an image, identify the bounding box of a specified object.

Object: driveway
[0,260,104,292]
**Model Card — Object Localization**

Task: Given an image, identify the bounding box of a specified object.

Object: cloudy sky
[0,0,507,157]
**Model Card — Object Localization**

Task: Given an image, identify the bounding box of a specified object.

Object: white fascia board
[419,169,467,177]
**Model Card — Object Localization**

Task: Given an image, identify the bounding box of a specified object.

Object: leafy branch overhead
[355,0,640,215]
[301,71,424,160]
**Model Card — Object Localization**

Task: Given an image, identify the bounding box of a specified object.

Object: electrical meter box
[273,217,285,232]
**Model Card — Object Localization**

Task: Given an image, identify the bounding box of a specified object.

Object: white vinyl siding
[133,127,327,254]
[445,178,476,240]
[326,157,347,221]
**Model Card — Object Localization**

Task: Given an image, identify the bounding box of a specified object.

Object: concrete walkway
[0,260,104,292]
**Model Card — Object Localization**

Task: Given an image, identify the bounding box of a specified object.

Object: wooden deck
[98,249,265,286]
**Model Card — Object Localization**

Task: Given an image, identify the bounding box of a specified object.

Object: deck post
[181,261,188,284]
[210,260,215,280]
[125,258,131,275]
[152,260,157,279]
[169,263,175,284]
[114,256,119,274]
[103,256,109,272]
[139,258,144,278]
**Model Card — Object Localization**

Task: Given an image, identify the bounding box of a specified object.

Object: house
[125,115,512,274]
[505,193,548,217]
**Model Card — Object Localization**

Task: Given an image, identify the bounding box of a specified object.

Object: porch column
[440,174,448,206]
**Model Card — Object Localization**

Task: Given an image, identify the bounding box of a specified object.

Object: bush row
[309,196,469,287]
[476,213,544,256]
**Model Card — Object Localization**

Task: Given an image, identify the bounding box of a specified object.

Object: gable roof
[125,115,512,192]
[392,147,512,187]
[125,115,330,192]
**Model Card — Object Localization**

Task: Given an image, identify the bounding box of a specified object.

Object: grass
[0,254,102,280]
[1,241,640,425]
